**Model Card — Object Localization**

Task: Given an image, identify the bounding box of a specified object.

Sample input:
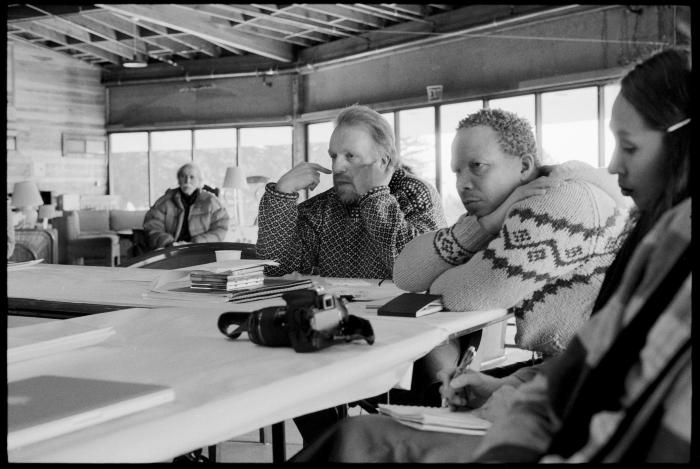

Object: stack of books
[189,265,265,292]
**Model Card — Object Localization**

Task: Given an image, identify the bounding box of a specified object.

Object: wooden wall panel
[6,41,107,199]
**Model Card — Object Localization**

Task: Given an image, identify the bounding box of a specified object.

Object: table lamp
[222,166,247,225]
[37,204,58,229]
[11,181,44,229]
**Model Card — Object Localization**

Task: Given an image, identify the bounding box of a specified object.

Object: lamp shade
[223,167,248,189]
[11,181,43,208]
[38,204,57,219]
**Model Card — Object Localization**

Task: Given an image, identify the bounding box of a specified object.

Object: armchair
[8,228,58,263]
[53,210,120,266]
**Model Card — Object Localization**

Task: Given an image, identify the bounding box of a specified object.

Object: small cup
[215,250,242,261]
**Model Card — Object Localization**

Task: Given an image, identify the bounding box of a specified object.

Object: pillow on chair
[78,210,111,233]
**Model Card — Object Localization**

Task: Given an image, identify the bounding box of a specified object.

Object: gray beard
[335,187,359,204]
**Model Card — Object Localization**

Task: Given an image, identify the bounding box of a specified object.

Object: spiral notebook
[8,375,175,450]
[377,403,491,435]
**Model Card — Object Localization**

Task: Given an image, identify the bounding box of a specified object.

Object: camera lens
[247,307,291,347]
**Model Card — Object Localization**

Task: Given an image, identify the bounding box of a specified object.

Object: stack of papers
[377,404,492,435]
[189,265,265,291]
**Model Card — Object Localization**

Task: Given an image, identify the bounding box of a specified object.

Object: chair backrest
[202,185,220,198]
[120,242,258,269]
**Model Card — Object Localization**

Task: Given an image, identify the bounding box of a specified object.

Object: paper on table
[7,259,44,271]
[8,324,115,364]
[178,259,279,272]
[377,403,491,435]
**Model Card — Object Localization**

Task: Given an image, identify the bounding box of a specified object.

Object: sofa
[53,209,147,266]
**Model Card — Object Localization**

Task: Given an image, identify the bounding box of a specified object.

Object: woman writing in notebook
[289,46,691,463]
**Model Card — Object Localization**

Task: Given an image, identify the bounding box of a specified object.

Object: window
[109,132,149,210]
[194,128,237,190]
[603,83,621,167]
[238,126,293,225]
[541,87,599,167]
[150,130,192,200]
[307,121,335,195]
[488,94,536,131]
[439,100,483,225]
[398,107,436,186]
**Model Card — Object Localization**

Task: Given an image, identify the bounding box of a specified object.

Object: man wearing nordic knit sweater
[256,104,446,279]
[393,109,629,378]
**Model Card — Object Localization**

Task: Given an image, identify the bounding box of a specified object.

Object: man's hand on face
[276,162,332,194]
[477,176,559,235]
[352,157,394,197]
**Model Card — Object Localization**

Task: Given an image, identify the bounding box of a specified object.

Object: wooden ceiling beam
[301,4,384,28]
[9,22,122,65]
[31,18,137,60]
[95,3,294,62]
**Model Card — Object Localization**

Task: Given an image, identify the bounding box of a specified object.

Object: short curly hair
[457,108,540,166]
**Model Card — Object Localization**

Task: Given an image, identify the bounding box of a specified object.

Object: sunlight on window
[307,121,335,195]
[109,132,149,210]
[439,100,483,225]
[193,128,237,190]
[239,126,293,225]
[603,83,621,167]
[542,87,599,167]
[488,95,535,131]
[398,107,435,186]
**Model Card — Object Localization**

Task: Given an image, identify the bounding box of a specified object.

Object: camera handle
[218,311,252,339]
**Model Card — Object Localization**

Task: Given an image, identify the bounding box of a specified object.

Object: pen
[441,346,476,408]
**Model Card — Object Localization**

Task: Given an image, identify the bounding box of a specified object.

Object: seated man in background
[391,108,629,404]
[256,104,446,279]
[143,163,229,250]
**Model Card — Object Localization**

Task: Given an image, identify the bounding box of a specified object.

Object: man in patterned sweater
[256,104,446,279]
[392,109,629,398]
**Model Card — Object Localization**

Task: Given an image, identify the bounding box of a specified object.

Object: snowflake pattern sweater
[393,161,630,355]
[256,167,447,278]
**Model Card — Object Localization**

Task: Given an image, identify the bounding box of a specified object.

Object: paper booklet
[145,278,314,303]
[377,404,491,435]
[8,375,175,450]
[377,293,444,317]
[8,324,115,364]
[7,259,44,271]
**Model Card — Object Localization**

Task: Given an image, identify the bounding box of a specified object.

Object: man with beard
[256,104,446,280]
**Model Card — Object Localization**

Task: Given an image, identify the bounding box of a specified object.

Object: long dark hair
[619,47,691,221]
[592,48,691,314]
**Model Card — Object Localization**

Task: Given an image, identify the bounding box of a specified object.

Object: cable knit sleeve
[358,180,445,275]
[255,183,319,276]
[430,180,624,317]
[393,213,495,291]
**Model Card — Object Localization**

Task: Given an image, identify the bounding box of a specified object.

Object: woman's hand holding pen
[437,362,504,410]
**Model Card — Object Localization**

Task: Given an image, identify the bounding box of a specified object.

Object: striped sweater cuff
[434,215,495,264]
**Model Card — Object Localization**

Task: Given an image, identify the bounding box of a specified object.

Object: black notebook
[377,293,444,317]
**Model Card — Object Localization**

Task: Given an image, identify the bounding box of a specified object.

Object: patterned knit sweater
[393,161,630,355]
[473,198,691,463]
[256,167,447,278]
